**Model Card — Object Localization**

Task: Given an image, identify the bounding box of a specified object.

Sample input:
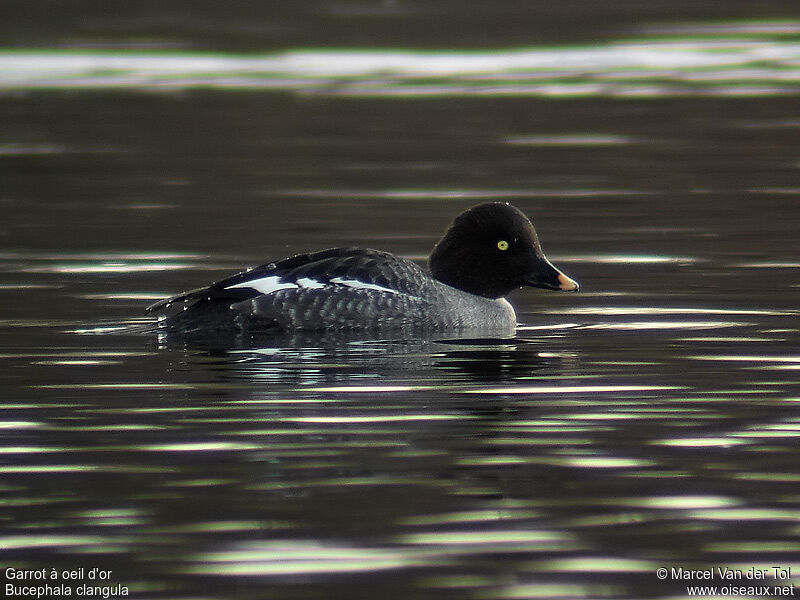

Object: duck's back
[147,248,516,332]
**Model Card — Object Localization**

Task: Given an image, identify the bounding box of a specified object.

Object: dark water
[2,4,800,600]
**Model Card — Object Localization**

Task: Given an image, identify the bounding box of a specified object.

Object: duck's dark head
[429,202,579,299]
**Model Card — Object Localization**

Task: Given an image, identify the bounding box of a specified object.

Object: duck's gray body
[146,203,577,334]
[149,249,516,333]
[246,271,517,332]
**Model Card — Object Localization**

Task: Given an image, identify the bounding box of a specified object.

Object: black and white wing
[146,247,431,331]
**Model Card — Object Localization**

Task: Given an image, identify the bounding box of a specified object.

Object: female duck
[147,202,578,332]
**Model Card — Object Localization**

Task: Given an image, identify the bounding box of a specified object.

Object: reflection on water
[2,10,800,600]
[2,290,798,597]
[1,22,799,97]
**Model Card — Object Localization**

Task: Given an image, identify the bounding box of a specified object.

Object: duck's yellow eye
[497,240,509,251]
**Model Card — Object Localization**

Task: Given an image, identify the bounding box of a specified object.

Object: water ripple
[1,32,798,97]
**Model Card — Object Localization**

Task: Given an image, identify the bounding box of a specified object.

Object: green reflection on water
[229,398,337,404]
[247,475,447,492]
[732,431,800,438]
[0,464,176,474]
[688,508,800,520]
[0,497,74,507]
[400,530,570,546]
[33,383,212,390]
[420,574,497,588]
[477,583,619,599]
[46,425,166,431]
[182,541,434,576]
[457,455,656,468]
[33,360,120,366]
[467,384,685,395]
[282,414,468,423]
[528,556,659,572]
[166,479,237,488]
[0,421,42,429]
[1,23,799,98]
[0,535,120,549]
[401,509,540,526]
[734,472,800,482]
[706,541,800,552]
[157,521,276,534]
[504,134,635,146]
[484,437,593,446]
[141,442,261,452]
[610,495,741,509]
[653,437,750,448]
[562,513,648,527]
[0,465,102,473]
[305,385,438,393]
[0,446,61,454]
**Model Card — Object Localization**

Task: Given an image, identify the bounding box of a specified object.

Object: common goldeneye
[146,202,578,332]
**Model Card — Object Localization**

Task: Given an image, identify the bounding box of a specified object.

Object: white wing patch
[330,277,397,294]
[226,274,399,295]
[295,277,326,289]
[226,276,296,294]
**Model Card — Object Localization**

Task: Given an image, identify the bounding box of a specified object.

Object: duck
[146,202,578,332]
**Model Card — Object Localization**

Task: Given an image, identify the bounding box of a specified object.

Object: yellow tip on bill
[558,272,580,291]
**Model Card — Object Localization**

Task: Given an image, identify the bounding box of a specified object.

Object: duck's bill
[522,259,579,292]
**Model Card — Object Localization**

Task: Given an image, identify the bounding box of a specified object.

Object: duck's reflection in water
[148,325,569,389]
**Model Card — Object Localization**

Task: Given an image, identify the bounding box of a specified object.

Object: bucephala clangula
[146,202,578,332]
